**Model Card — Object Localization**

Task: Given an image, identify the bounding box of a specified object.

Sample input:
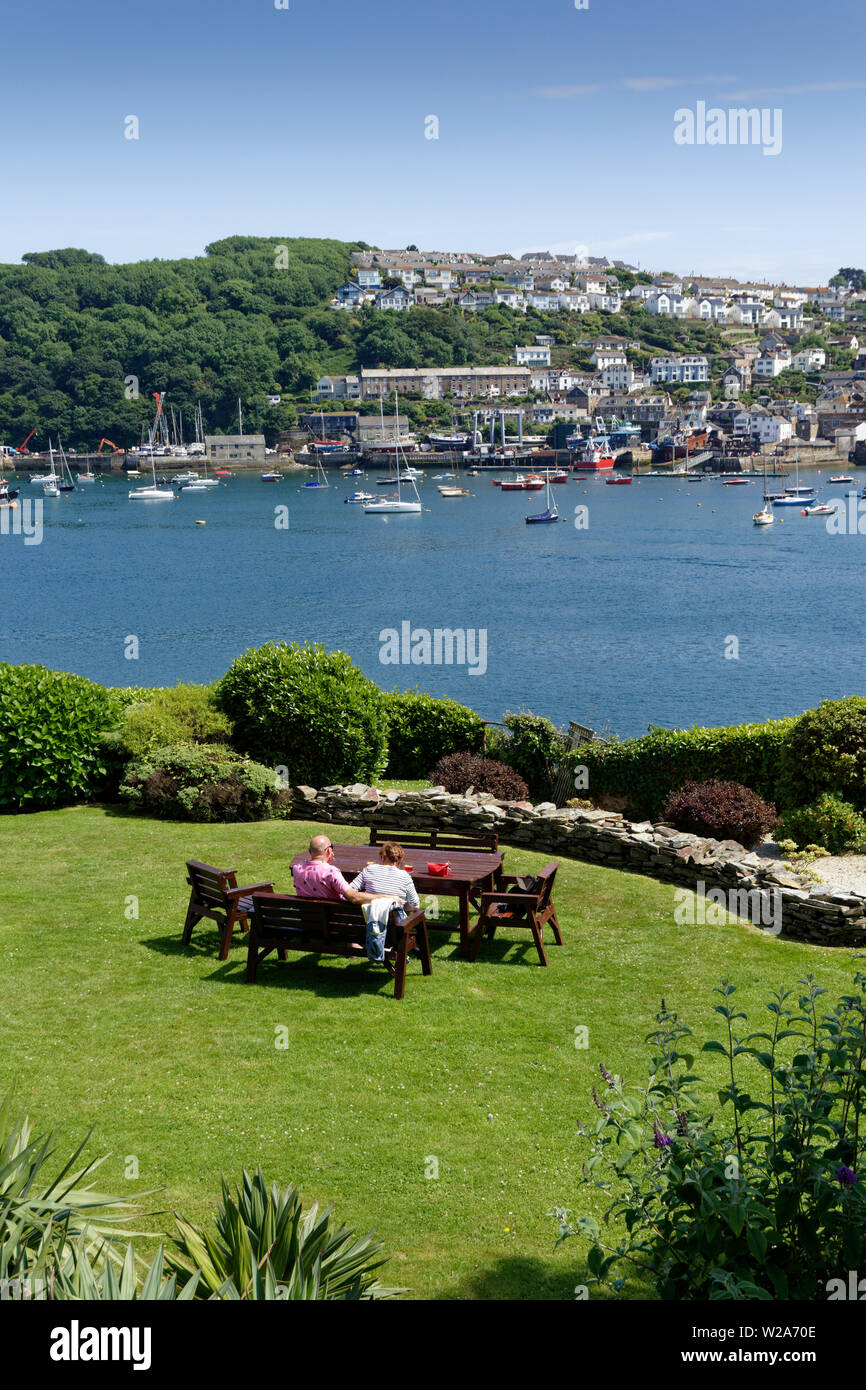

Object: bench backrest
[186,860,238,910]
[534,862,559,911]
[251,892,387,943]
[368,826,499,854]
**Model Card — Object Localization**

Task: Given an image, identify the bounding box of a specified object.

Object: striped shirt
[349,863,420,909]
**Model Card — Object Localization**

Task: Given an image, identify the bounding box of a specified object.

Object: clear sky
[2,0,863,282]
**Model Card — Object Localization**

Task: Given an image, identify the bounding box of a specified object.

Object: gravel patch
[809,856,866,898]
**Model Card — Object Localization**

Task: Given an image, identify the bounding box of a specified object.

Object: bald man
[292,834,384,905]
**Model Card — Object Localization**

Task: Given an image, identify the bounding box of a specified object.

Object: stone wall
[290,783,866,948]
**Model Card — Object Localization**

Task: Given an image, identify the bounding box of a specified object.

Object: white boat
[364,392,422,515]
[344,491,375,504]
[261,472,281,482]
[801,502,836,516]
[753,507,774,526]
[173,470,200,485]
[76,471,97,483]
[130,394,175,501]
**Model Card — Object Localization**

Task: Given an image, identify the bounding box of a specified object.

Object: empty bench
[369,825,500,855]
[245,893,432,1000]
[183,860,275,960]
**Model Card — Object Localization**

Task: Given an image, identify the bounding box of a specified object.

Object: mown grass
[0,805,861,1300]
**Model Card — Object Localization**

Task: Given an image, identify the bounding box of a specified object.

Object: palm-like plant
[169,1169,401,1300]
[0,1093,146,1287]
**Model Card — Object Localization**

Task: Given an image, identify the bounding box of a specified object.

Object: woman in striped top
[348,842,421,910]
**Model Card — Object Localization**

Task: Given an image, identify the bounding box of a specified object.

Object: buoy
[196,520,206,525]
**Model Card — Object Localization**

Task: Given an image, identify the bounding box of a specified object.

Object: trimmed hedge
[496,711,567,801]
[778,697,866,811]
[217,641,389,786]
[0,663,121,809]
[119,743,283,822]
[114,683,232,758]
[571,718,798,821]
[384,689,484,779]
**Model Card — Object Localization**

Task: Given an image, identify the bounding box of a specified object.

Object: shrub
[104,685,164,710]
[778,793,866,855]
[662,779,777,849]
[114,683,232,758]
[778,697,866,811]
[217,642,388,786]
[572,718,796,821]
[496,710,567,800]
[0,663,121,809]
[553,977,866,1300]
[384,689,484,779]
[431,752,529,801]
[119,743,282,822]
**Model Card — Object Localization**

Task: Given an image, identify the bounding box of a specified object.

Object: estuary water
[1,469,864,737]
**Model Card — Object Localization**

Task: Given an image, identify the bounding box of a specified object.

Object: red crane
[97,438,124,454]
[17,429,37,454]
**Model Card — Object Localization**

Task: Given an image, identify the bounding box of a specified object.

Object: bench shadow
[432,1255,617,1301]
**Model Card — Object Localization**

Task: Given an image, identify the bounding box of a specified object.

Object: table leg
[459,889,471,958]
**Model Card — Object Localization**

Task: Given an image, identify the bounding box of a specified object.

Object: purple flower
[653,1123,673,1150]
[592,1086,605,1112]
[837,1166,857,1188]
[599,1063,613,1084]
[676,1111,689,1136]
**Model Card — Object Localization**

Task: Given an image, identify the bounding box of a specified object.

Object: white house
[525,292,560,311]
[765,307,804,331]
[628,283,655,301]
[494,288,526,310]
[315,375,361,401]
[357,267,382,290]
[601,363,641,392]
[384,265,418,288]
[650,355,709,384]
[730,301,767,326]
[646,292,686,317]
[514,344,551,367]
[574,274,607,295]
[734,410,793,443]
[754,353,790,379]
[557,291,590,313]
[587,291,622,313]
[792,348,826,371]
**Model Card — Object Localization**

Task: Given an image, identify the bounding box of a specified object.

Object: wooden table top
[293,845,503,890]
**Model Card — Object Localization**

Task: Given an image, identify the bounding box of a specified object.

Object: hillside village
[316,247,866,453]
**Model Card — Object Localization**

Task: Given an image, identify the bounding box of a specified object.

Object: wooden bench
[182,861,275,960]
[368,825,500,855]
[245,893,432,1000]
[469,861,562,966]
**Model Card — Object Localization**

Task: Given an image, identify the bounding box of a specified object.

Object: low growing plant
[663,779,777,850]
[120,743,282,822]
[552,975,866,1300]
[778,793,866,856]
[431,751,529,801]
[113,683,232,759]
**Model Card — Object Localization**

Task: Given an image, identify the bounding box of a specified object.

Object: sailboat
[769,445,816,507]
[364,392,422,515]
[438,453,469,497]
[129,393,175,501]
[525,474,559,524]
[753,459,774,525]
[43,442,60,497]
[57,439,76,491]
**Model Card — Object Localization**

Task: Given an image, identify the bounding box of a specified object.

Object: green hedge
[217,642,389,786]
[120,743,283,822]
[571,718,797,821]
[0,664,122,809]
[384,689,484,779]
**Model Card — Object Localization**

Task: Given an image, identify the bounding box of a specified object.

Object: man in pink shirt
[292,835,383,905]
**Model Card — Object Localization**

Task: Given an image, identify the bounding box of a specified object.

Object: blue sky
[2,0,863,282]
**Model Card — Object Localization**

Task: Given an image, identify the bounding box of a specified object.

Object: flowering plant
[552,974,866,1300]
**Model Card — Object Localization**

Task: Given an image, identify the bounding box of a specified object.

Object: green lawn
[0,805,861,1300]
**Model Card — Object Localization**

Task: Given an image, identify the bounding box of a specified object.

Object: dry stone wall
[290,783,866,948]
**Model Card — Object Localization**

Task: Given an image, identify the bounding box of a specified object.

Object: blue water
[1,469,864,737]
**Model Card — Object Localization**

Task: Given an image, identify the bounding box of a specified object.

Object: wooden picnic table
[291,845,504,958]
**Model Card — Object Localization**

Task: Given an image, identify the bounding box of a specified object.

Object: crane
[97,438,124,454]
[17,429,37,454]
